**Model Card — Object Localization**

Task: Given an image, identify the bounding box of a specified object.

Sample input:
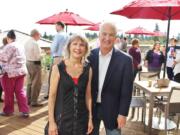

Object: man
[88,22,134,135]
[44,21,69,99]
[51,21,69,65]
[121,37,128,52]
[24,29,42,107]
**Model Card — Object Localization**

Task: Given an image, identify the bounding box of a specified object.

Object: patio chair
[135,71,159,96]
[138,71,159,81]
[130,94,146,123]
[157,87,180,135]
[131,71,159,120]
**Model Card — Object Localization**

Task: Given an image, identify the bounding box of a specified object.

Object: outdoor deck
[0,83,179,135]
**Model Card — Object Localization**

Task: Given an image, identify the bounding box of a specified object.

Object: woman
[0,37,8,102]
[0,30,29,117]
[128,38,142,80]
[45,34,93,135]
[145,42,164,76]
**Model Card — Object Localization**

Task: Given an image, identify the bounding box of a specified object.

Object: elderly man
[88,22,134,135]
[24,29,42,107]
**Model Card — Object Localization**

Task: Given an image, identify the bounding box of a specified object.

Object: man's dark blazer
[88,47,134,130]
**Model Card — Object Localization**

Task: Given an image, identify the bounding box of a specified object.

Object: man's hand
[117,115,127,129]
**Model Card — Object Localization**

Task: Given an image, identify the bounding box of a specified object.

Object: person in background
[161,45,166,56]
[0,37,8,102]
[0,84,3,102]
[44,21,69,99]
[2,37,8,45]
[166,38,177,80]
[128,38,142,80]
[145,41,164,77]
[0,30,29,117]
[45,34,93,135]
[121,37,128,52]
[89,22,133,135]
[114,37,122,50]
[24,29,43,107]
[51,21,69,65]
[173,48,180,83]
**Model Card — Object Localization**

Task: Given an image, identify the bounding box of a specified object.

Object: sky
[0,0,180,37]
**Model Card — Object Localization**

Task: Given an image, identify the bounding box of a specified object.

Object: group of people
[0,29,44,117]
[128,37,180,83]
[44,22,134,135]
[0,20,180,135]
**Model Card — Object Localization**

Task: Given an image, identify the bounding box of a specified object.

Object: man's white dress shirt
[97,49,113,103]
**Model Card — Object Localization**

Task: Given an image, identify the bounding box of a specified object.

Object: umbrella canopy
[111,0,180,78]
[125,27,154,35]
[84,23,101,31]
[37,10,94,26]
[111,0,180,20]
[36,9,94,32]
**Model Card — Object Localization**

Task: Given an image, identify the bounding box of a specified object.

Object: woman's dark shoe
[0,112,13,116]
[20,112,29,118]
[44,95,49,100]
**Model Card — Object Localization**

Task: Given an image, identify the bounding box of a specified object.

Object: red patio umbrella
[84,23,101,31]
[36,9,94,31]
[111,0,180,78]
[125,27,154,35]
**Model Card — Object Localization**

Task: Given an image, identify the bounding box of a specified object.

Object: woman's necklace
[66,60,83,77]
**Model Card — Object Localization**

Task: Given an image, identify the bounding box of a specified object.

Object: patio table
[133,80,180,135]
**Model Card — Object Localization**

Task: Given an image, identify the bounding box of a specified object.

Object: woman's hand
[86,118,93,134]
[48,122,58,135]
[144,61,148,67]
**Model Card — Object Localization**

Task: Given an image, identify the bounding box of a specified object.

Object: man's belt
[28,61,41,65]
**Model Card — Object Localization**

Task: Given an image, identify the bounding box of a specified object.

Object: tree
[119,34,124,39]
[42,32,48,39]
[153,23,160,41]
[154,23,160,32]
[48,35,54,41]
[85,32,98,40]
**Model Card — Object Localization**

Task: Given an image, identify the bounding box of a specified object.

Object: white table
[133,80,180,135]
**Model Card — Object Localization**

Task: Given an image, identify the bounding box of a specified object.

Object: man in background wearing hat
[24,29,42,107]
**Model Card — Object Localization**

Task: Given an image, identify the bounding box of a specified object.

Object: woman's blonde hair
[152,41,160,50]
[63,34,89,63]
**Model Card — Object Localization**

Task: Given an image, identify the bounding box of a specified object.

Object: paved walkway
[0,73,179,135]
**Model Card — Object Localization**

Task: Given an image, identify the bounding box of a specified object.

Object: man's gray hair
[30,29,39,37]
[99,22,117,35]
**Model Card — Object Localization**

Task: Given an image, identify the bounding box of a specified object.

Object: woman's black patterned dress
[45,61,90,135]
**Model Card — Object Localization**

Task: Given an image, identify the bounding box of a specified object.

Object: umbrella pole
[163,7,171,78]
